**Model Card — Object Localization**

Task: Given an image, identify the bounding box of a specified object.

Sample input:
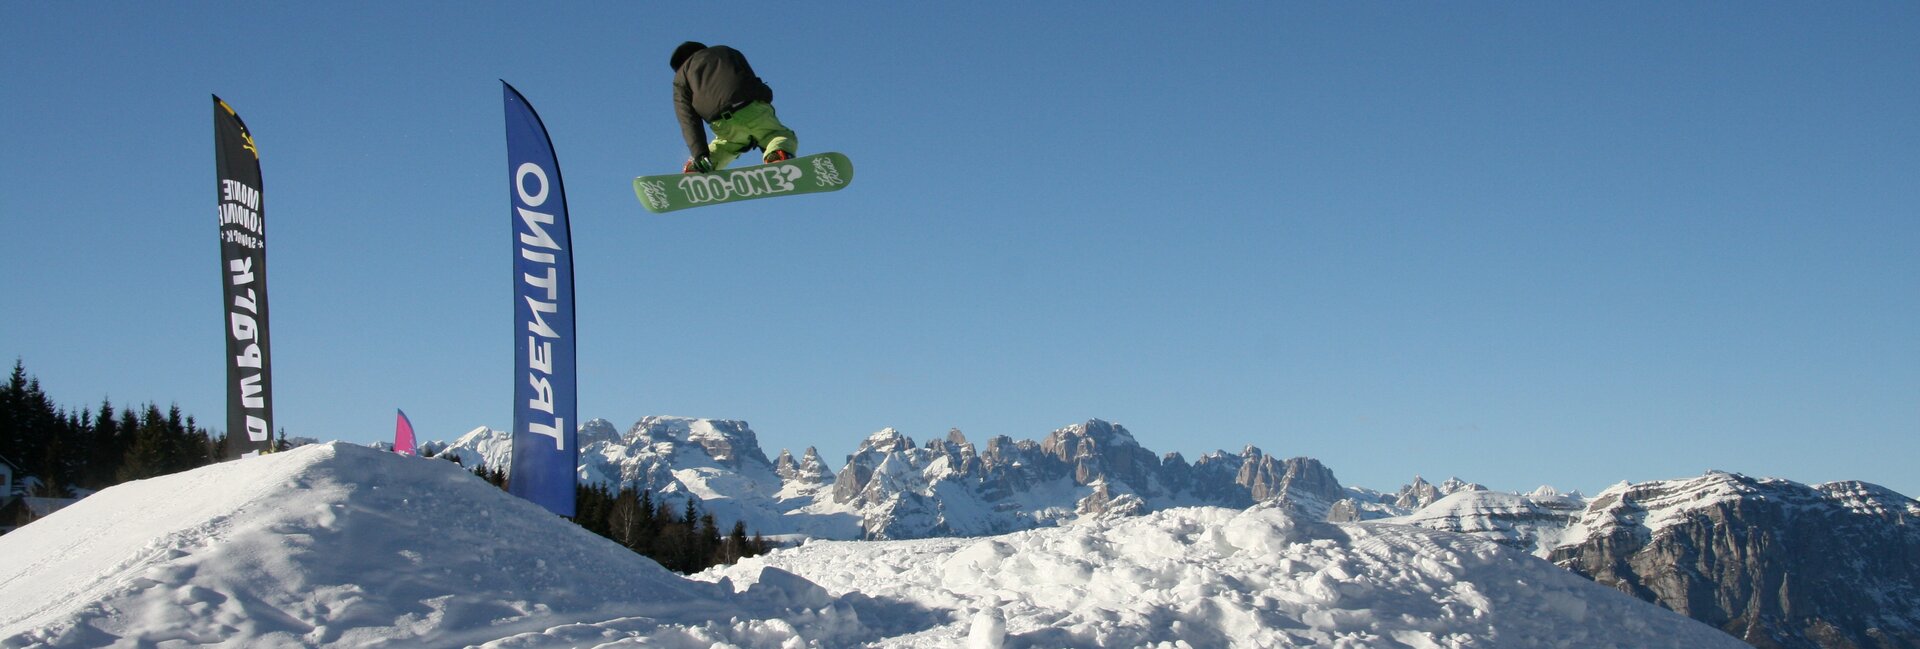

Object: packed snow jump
[637,41,853,213]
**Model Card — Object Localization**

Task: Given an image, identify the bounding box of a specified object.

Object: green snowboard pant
[708,101,797,169]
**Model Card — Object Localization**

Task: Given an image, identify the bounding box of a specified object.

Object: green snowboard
[633,152,854,213]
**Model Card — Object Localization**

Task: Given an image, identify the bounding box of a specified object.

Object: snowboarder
[670,41,797,174]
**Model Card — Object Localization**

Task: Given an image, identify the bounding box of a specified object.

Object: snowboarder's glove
[683,154,714,174]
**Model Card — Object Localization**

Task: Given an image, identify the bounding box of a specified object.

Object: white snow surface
[0,442,1743,648]
[708,504,1745,648]
[0,443,864,648]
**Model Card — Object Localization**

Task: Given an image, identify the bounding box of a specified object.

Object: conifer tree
[577,482,613,537]
[677,501,704,573]
[25,379,58,482]
[0,364,224,495]
[86,400,121,488]
[698,512,721,567]
[185,415,216,468]
[471,463,509,489]
[116,407,139,475]
[163,405,190,474]
[117,405,170,482]
[724,520,750,565]
[3,364,63,488]
[65,409,93,489]
[32,423,69,498]
[1,360,27,467]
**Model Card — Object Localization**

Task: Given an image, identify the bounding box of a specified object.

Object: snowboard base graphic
[633,152,853,213]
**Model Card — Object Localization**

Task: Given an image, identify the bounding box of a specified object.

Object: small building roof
[20,497,78,517]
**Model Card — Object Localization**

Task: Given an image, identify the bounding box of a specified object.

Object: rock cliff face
[811,420,1348,539]
[1546,472,1920,649]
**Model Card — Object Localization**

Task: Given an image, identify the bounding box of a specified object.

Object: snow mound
[706,504,1747,648]
[0,442,870,648]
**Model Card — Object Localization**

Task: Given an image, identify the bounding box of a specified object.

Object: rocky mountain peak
[579,418,620,447]
[1395,475,1488,510]
[774,448,833,486]
[627,416,772,470]
[1395,476,1439,510]
[1035,420,1160,488]
[856,428,913,455]
[1060,419,1139,447]
[832,430,919,505]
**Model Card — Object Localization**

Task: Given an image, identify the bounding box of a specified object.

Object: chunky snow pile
[706,504,1747,648]
[0,442,868,648]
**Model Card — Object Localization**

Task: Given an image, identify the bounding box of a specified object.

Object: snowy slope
[0,443,866,648]
[707,504,1748,648]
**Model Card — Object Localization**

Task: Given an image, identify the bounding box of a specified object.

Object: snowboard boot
[763,149,794,164]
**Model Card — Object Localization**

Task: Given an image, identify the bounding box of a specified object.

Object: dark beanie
[670,41,706,71]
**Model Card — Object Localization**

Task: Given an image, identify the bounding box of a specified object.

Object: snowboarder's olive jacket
[673,45,774,160]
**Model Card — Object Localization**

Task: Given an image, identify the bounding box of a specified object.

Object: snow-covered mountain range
[430,417,1362,540]
[430,416,1920,648]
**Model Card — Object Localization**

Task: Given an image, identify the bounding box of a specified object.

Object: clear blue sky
[4,3,1916,498]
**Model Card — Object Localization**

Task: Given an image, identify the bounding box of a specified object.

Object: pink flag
[394,409,417,456]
